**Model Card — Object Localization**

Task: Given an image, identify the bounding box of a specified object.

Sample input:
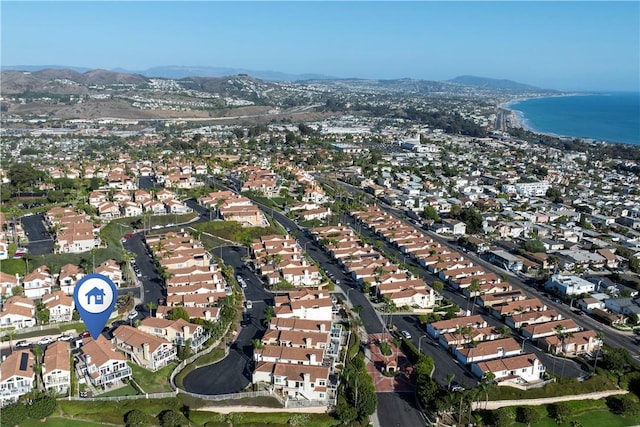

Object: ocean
[506,92,640,146]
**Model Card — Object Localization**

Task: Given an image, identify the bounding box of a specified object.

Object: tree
[145,301,157,317]
[167,307,190,322]
[468,279,481,315]
[602,347,634,375]
[547,402,572,424]
[432,280,444,292]
[593,331,605,372]
[124,409,148,427]
[1,402,28,427]
[606,395,640,416]
[28,394,57,419]
[445,373,456,391]
[6,329,16,351]
[158,409,185,427]
[491,407,515,427]
[423,206,441,222]
[516,406,541,426]
[523,239,546,253]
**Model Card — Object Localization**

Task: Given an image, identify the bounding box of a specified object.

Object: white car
[401,330,412,339]
[57,334,74,342]
[128,310,139,320]
[37,337,54,345]
[15,340,30,348]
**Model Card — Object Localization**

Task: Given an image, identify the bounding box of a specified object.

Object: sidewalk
[474,389,628,410]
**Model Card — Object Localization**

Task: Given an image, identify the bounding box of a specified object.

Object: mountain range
[1,64,551,92]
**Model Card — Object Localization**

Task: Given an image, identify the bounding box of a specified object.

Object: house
[0,272,19,298]
[577,296,606,313]
[545,274,596,297]
[488,250,523,272]
[261,329,329,350]
[505,309,561,329]
[426,315,488,339]
[94,260,123,286]
[76,336,132,388]
[112,325,177,371]
[0,296,36,329]
[58,264,86,295]
[139,317,210,352]
[521,319,582,340]
[605,297,640,316]
[42,291,74,323]
[155,305,220,322]
[253,362,330,401]
[22,266,53,299]
[472,353,545,383]
[540,330,602,356]
[0,351,35,406]
[440,218,467,236]
[254,346,325,366]
[43,341,71,395]
[455,337,522,365]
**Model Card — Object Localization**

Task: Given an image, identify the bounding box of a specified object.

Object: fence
[64,392,177,402]
[178,389,272,402]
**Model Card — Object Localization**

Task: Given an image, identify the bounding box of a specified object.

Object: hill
[448,75,552,92]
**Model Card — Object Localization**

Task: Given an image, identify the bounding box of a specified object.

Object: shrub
[516,406,541,426]
[547,402,572,424]
[606,394,640,416]
[0,402,27,427]
[491,407,515,427]
[124,409,148,427]
[158,409,185,427]
[28,395,56,419]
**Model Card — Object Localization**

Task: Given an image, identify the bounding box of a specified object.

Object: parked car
[37,337,54,345]
[245,300,253,309]
[79,331,91,338]
[128,310,139,320]
[15,340,30,348]
[451,383,465,392]
[401,330,412,339]
[57,334,74,342]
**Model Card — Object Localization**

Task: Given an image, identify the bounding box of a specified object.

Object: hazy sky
[2,1,639,91]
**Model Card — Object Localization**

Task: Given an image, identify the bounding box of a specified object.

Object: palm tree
[499,325,511,339]
[445,373,456,391]
[468,279,481,315]
[145,301,157,317]
[6,329,16,351]
[554,324,573,378]
[481,372,496,409]
[593,331,605,373]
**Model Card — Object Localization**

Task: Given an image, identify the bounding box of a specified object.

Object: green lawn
[19,418,112,427]
[57,397,183,425]
[130,362,177,393]
[98,383,139,397]
[511,410,640,427]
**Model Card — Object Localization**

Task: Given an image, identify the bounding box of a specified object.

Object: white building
[545,274,596,297]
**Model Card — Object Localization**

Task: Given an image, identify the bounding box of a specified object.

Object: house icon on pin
[86,286,105,305]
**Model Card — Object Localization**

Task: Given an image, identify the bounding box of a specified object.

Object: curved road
[182,246,273,394]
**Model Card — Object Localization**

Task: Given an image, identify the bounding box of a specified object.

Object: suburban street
[182,246,273,395]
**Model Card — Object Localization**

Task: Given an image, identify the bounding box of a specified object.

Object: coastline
[498,92,640,146]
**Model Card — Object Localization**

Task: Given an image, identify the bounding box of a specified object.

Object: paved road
[21,214,54,255]
[376,392,427,427]
[182,246,273,395]
[390,314,477,389]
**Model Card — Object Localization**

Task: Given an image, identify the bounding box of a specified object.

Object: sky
[1,1,639,91]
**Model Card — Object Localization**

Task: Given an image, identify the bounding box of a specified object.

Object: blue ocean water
[507,93,640,146]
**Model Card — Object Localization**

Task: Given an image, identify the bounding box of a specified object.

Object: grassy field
[53,397,338,427]
[19,418,114,427]
[510,410,640,427]
[130,362,177,393]
[488,374,619,400]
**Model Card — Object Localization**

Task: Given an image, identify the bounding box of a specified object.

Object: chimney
[309,353,316,364]
[319,323,326,333]
[142,342,150,360]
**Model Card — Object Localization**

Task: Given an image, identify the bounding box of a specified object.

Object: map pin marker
[73,273,118,340]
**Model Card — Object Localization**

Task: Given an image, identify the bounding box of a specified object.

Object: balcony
[95,367,132,386]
